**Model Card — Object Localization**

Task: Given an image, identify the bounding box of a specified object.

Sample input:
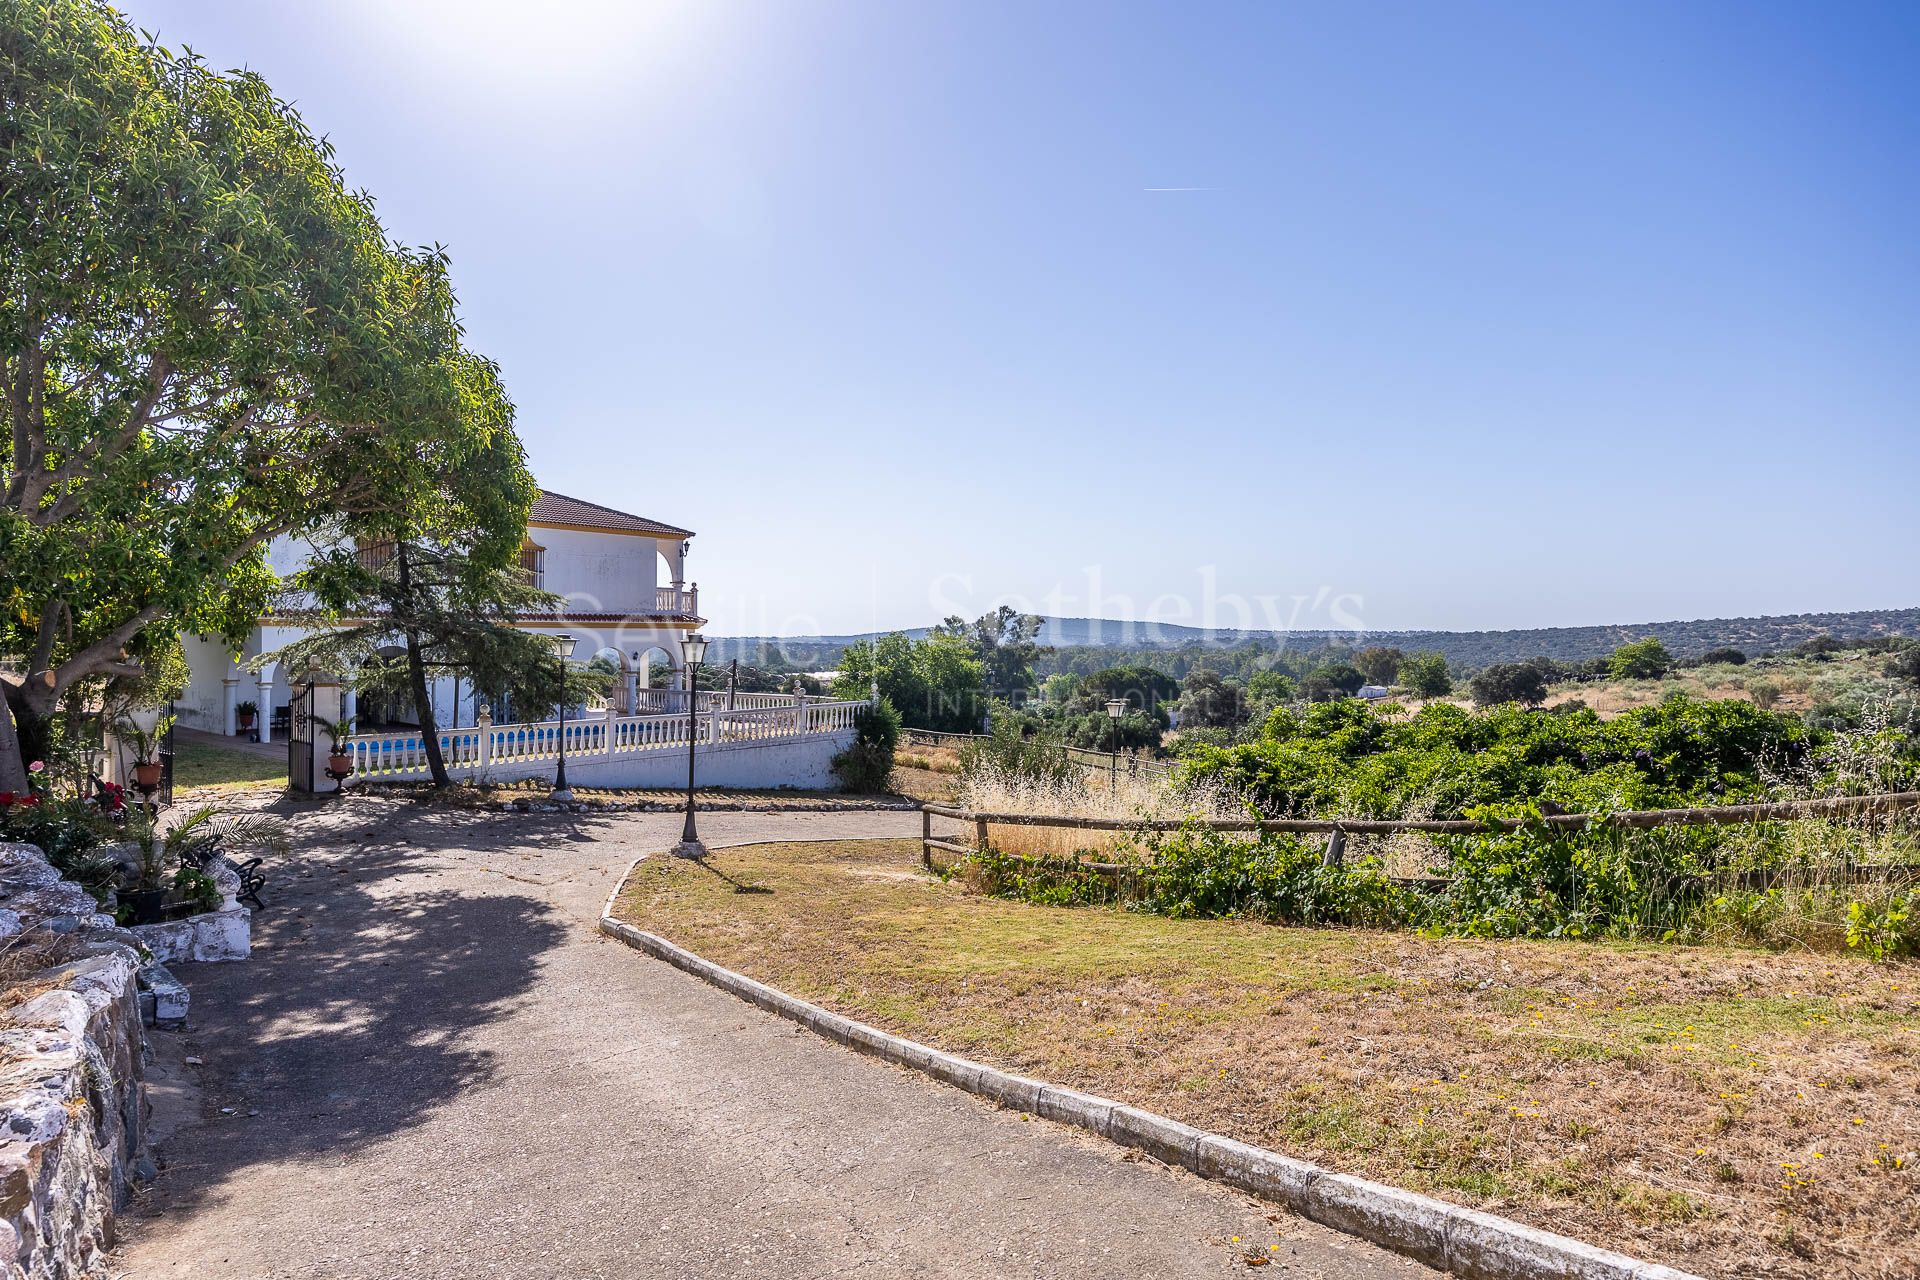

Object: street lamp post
[1105,698,1127,795]
[671,632,709,859]
[549,633,575,804]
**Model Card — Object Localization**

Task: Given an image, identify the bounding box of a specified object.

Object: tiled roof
[529,490,694,538]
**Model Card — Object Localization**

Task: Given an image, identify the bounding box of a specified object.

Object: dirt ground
[613,838,1920,1280]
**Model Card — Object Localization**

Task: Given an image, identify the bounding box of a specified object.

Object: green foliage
[1301,663,1365,702]
[1845,892,1918,961]
[1078,665,1181,712]
[831,700,902,793]
[834,631,983,732]
[170,865,222,914]
[0,0,521,787]
[0,795,115,894]
[1469,661,1550,707]
[1175,669,1246,728]
[1399,651,1453,698]
[1179,693,1815,820]
[117,712,175,765]
[1429,822,1708,939]
[959,717,1076,788]
[1354,647,1405,686]
[1135,826,1421,927]
[934,607,1049,701]
[1609,637,1675,680]
[1698,647,1748,666]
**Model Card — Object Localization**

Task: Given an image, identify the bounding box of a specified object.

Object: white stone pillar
[604,705,618,760]
[256,663,279,744]
[476,704,494,769]
[222,676,239,736]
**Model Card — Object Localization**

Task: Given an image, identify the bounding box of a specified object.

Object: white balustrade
[340,699,871,788]
[653,584,699,616]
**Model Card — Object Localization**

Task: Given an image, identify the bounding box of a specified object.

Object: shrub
[1429,822,1709,940]
[1699,647,1748,666]
[0,795,116,897]
[1354,647,1404,686]
[1178,693,1814,821]
[1608,637,1674,680]
[1468,662,1549,707]
[1137,826,1421,927]
[831,700,902,793]
[1175,669,1246,728]
[1300,663,1364,702]
[958,717,1075,789]
[1399,652,1453,698]
[1845,891,1918,961]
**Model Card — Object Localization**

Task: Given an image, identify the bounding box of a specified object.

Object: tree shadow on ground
[125,799,626,1224]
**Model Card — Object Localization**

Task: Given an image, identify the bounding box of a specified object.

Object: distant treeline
[711,606,1920,679]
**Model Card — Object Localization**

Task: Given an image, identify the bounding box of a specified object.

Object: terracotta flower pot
[133,762,163,788]
[328,753,354,776]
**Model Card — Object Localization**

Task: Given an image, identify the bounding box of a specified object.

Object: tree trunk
[0,687,28,795]
[395,543,450,788]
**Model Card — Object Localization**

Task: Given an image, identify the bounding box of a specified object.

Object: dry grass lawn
[613,839,1920,1280]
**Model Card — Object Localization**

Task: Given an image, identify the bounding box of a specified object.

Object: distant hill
[710,607,1920,675]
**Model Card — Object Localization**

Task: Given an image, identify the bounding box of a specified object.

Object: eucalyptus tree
[0,0,521,787]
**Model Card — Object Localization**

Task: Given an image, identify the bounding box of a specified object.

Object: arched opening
[629,644,678,714]
[587,646,627,712]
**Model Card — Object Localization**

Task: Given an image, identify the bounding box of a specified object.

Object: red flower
[0,792,14,806]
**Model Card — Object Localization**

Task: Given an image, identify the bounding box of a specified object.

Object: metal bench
[175,835,267,909]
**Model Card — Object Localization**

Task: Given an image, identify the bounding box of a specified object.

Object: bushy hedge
[1178,694,1816,820]
[965,821,1919,957]
[831,700,902,793]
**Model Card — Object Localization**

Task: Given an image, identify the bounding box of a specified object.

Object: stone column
[255,663,278,744]
[222,676,239,736]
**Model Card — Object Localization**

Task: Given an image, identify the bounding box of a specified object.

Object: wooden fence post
[922,808,933,869]
[976,812,990,855]
[1322,827,1346,868]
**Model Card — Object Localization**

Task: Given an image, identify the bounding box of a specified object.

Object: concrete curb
[598,908,1703,1280]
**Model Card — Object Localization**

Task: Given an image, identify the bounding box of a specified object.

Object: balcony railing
[654,583,698,617]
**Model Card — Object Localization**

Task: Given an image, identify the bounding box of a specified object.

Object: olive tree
[0,1,518,787]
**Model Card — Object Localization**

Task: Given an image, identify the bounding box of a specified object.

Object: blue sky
[120,0,1920,637]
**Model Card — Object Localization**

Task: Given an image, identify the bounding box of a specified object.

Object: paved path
[112,799,1433,1279]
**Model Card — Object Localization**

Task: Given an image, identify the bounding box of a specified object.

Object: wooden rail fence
[919,791,1920,885]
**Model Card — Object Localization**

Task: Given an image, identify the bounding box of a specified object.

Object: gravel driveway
[111,797,1432,1279]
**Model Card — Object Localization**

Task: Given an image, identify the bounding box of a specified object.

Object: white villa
[179,490,709,741]
[175,489,868,792]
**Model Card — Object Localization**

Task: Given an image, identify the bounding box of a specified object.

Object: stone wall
[0,843,151,1279]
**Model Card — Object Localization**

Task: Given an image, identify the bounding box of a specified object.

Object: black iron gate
[158,700,176,808]
[287,682,313,793]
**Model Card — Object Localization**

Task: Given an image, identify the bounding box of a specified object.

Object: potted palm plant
[235,699,259,733]
[121,712,174,789]
[123,815,169,924]
[314,714,356,778]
